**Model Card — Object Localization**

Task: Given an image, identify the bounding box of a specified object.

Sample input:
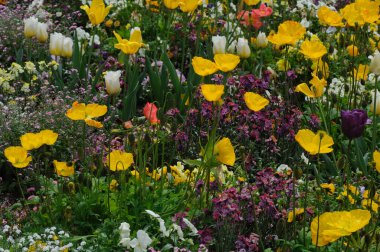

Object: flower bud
[104,70,122,95]
[24,16,38,38]
[61,37,73,58]
[36,22,48,43]
[341,109,369,139]
[369,51,380,75]
[255,31,268,48]
[212,35,226,54]
[237,38,251,58]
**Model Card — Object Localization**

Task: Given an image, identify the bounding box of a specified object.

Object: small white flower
[172,224,184,240]
[129,230,152,252]
[158,218,170,237]
[300,153,310,165]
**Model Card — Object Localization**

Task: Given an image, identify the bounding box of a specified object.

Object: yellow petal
[85,103,107,118]
[66,101,86,120]
[20,133,42,150]
[191,57,218,76]
[200,84,224,102]
[4,146,32,168]
[38,130,58,146]
[316,131,334,154]
[53,160,75,177]
[373,150,380,173]
[214,137,235,166]
[214,54,240,72]
[85,119,103,128]
[244,92,269,112]
[295,83,316,98]
[106,150,134,171]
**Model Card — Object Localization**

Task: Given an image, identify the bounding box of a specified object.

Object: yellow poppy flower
[295,129,334,155]
[113,31,143,55]
[287,208,304,222]
[179,0,199,12]
[214,137,235,166]
[320,183,335,194]
[295,74,327,98]
[300,40,327,60]
[201,84,224,102]
[39,130,58,145]
[244,92,269,112]
[20,130,58,150]
[66,101,107,128]
[317,6,344,27]
[80,0,112,26]
[53,160,75,177]
[106,150,134,171]
[191,57,218,76]
[353,64,369,81]
[373,150,380,173]
[163,0,181,9]
[268,21,306,46]
[214,54,240,72]
[4,146,32,168]
[311,209,371,246]
[20,133,43,150]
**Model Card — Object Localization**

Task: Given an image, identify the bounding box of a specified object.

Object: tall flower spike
[80,0,112,26]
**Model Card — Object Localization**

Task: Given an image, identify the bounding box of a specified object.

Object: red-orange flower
[143,102,160,125]
[252,3,272,17]
[237,11,262,29]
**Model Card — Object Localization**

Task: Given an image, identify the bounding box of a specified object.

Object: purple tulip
[341,109,369,139]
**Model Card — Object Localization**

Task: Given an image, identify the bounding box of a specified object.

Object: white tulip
[61,37,73,58]
[24,16,39,38]
[370,90,380,115]
[35,22,48,43]
[256,32,268,48]
[49,32,64,56]
[105,71,122,95]
[212,35,226,54]
[119,222,131,239]
[369,51,380,75]
[236,38,251,58]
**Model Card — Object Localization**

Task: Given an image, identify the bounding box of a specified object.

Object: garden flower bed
[0,0,380,251]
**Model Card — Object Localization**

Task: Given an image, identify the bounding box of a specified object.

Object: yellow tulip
[353,64,369,81]
[347,45,359,57]
[244,92,269,112]
[295,129,334,155]
[179,0,199,12]
[244,0,260,5]
[106,150,134,171]
[191,57,218,76]
[4,146,32,168]
[53,160,75,177]
[200,84,224,102]
[214,137,235,166]
[80,0,112,26]
[163,0,181,9]
[113,30,143,55]
[373,150,380,173]
[214,54,240,72]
